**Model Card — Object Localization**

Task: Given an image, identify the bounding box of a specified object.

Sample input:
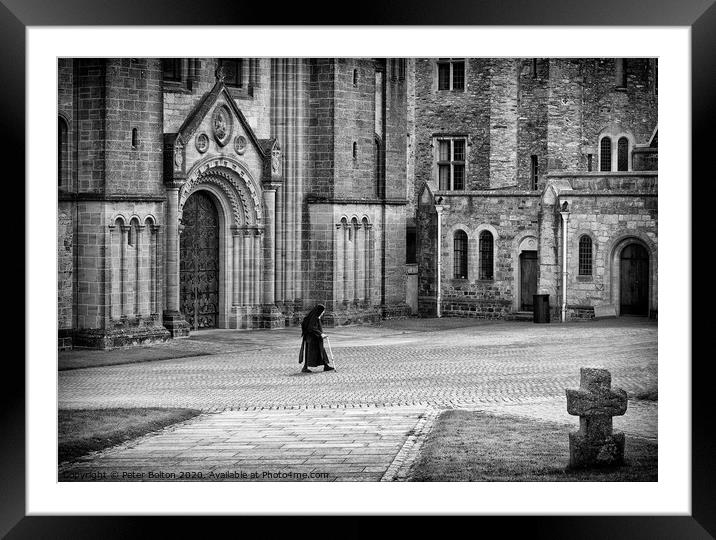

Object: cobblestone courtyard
[58,317,658,481]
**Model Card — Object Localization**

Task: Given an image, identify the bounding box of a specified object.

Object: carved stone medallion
[195,133,209,154]
[234,135,247,155]
[212,105,232,147]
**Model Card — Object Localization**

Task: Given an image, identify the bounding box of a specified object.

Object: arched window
[58,116,68,187]
[479,231,494,280]
[600,137,612,171]
[579,235,593,276]
[617,137,629,171]
[453,230,468,279]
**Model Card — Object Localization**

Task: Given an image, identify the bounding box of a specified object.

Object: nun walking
[298,304,335,373]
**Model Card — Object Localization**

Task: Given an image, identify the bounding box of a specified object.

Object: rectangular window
[437,59,466,91]
[579,236,593,276]
[437,62,450,90]
[587,154,593,172]
[218,58,242,87]
[436,138,467,191]
[406,226,417,264]
[162,59,183,82]
[530,155,538,190]
[452,61,465,90]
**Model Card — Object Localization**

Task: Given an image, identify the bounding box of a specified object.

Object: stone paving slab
[59,407,429,482]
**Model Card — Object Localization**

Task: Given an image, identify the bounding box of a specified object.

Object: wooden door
[620,244,649,315]
[180,192,220,330]
[520,250,538,311]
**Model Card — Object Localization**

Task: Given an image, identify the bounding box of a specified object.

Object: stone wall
[163,58,272,138]
[413,58,491,192]
[541,173,658,319]
[104,59,164,197]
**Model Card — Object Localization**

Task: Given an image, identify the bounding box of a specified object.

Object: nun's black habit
[298,304,331,370]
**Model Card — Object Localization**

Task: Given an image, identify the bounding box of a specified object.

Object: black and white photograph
[12,13,709,533]
[55,55,659,484]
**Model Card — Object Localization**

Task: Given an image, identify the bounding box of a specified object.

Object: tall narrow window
[479,231,494,280]
[452,139,465,190]
[436,138,467,191]
[532,58,538,78]
[530,155,538,190]
[406,226,417,264]
[353,69,358,86]
[131,128,139,149]
[615,58,627,89]
[600,137,612,171]
[579,235,593,276]
[437,62,451,90]
[161,58,182,82]
[617,137,629,171]
[218,58,242,87]
[453,230,468,279]
[353,141,358,161]
[438,140,450,190]
[451,61,465,90]
[587,154,593,172]
[58,117,68,187]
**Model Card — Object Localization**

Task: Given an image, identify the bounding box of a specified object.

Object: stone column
[120,225,131,318]
[253,230,262,305]
[151,225,160,315]
[263,189,277,305]
[363,223,372,305]
[342,223,349,303]
[242,229,251,305]
[353,221,360,303]
[162,186,190,336]
[435,205,444,318]
[232,227,241,306]
[335,223,344,305]
[137,225,149,317]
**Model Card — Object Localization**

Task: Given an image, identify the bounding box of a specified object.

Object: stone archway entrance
[180,191,220,330]
[619,243,649,316]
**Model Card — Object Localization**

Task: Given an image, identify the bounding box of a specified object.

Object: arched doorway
[180,191,220,330]
[619,243,649,316]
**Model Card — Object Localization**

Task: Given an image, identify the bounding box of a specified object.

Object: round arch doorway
[180,191,220,330]
[619,243,649,316]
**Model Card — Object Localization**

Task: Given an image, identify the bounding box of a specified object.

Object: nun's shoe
[301,367,311,373]
[324,365,335,372]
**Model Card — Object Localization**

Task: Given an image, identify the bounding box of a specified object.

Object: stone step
[512,311,534,321]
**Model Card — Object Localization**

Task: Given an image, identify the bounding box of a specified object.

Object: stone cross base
[162,311,191,338]
[569,431,625,468]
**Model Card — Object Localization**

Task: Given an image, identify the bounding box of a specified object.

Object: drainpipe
[559,204,571,323]
[435,203,444,318]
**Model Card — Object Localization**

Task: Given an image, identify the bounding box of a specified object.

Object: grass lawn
[408,410,657,482]
[58,408,202,464]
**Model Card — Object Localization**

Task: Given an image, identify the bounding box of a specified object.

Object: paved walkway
[58,317,657,481]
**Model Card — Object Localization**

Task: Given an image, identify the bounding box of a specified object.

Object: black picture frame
[7,0,712,537]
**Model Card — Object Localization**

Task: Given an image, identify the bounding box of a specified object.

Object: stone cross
[566,368,628,468]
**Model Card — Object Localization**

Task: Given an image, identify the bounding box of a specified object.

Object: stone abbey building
[57,58,657,349]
